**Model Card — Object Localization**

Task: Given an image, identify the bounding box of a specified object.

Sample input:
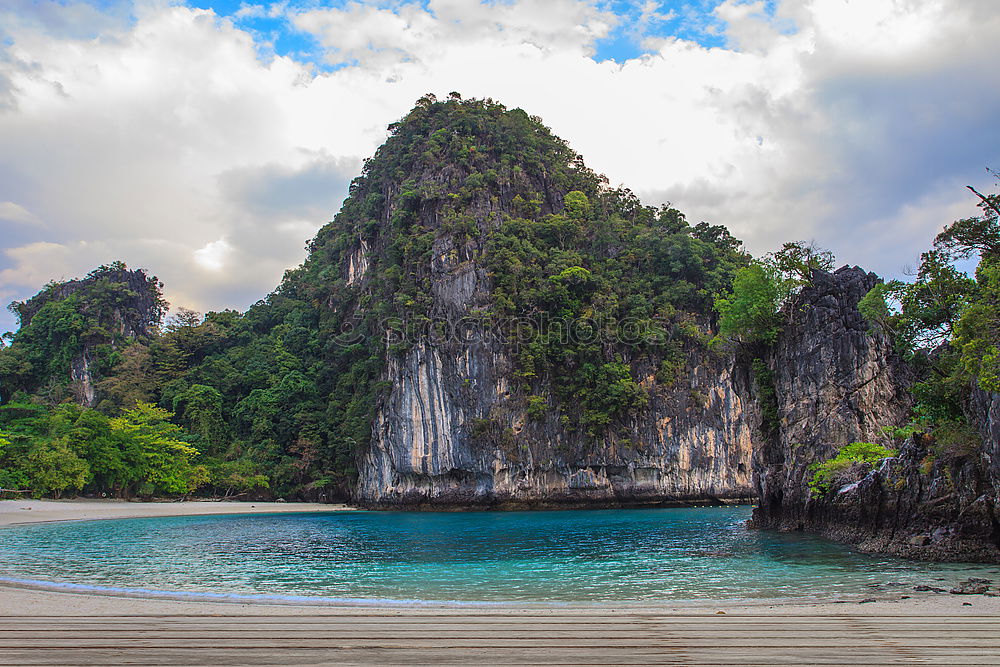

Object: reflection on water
[0,506,997,602]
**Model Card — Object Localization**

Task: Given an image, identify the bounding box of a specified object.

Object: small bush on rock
[807,442,897,497]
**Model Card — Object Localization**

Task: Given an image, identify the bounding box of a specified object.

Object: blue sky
[185,0,743,64]
[0,0,997,335]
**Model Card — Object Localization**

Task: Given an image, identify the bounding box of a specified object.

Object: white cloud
[0,0,998,334]
[193,238,233,272]
[292,0,617,66]
[0,202,43,227]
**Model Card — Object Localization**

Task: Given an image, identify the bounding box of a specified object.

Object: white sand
[0,498,354,528]
[2,580,1000,616]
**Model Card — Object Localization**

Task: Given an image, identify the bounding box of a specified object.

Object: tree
[25,438,90,498]
[859,185,999,455]
[768,241,836,282]
[109,403,205,496]
[165,308,203,331]
[96,343,157,410]
[862,251,977,351]
[171,384,228,454]
[714,242,836,346]
[208,458,269,498]
[0,429,22,489]
[714,263,788,345]
[953,255,1000,392]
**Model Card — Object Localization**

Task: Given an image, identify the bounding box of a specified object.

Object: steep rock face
[973,388,1000,482]
[356,335,757,507]
[751,266,914,526]
[750,266,1000,561]
[354,220,757,507]
[972,387,1000,552]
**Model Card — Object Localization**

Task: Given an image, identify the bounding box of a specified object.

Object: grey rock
[950,580,991,595]
[913,585,946,593]
[748,267,1000,563]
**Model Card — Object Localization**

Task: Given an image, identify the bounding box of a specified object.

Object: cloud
[0,202,43,227]
[218,154,360,221]
[292,0,617,66]
[0,0,134,41]
[0,0,998,335]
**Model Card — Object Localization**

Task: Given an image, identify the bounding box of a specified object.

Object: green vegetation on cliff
[807,442,898,497]
[0,262,166,404]
[859,186,1000,457]
[0,96,748,498]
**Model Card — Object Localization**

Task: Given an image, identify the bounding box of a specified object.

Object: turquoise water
[1,506,997,603]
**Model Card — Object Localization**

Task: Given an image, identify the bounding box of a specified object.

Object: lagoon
[1,506,997,603]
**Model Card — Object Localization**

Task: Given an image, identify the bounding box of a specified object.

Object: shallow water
[1,506,997,603]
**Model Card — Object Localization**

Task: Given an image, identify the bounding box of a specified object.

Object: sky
[0,0,998,335]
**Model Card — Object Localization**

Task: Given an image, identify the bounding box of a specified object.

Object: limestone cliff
[310,97,757,508]
[356,336,757,507]
[277,96,999,540]
[749,267,1000,561]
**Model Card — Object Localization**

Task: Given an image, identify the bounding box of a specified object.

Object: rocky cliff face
[356,332,757,507]
[350,185,758,508]
[750,266,1000,561]
[337,98,757,508]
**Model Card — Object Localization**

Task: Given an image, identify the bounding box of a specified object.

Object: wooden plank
[3,639,1000,650]
[4,627,1000,637]
[4,613,999,667]
[2,648,998,667]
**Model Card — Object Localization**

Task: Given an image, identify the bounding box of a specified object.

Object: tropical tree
[109,403,206,496]
[25,438,90,498]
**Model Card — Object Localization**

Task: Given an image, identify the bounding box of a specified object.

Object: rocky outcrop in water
[749,267,1000,561]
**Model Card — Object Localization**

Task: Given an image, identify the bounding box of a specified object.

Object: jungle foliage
[858,186,999,458]
[0,97,749,497]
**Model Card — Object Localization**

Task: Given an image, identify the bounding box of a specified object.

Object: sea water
[1,506,997,603]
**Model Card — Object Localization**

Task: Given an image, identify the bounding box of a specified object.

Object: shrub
[807,442,897,497]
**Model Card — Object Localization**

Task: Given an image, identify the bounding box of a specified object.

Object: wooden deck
[2,612,999,666]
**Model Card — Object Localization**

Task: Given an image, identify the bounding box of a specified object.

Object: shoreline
[3,578,1000,616]
[2,498,1000,617]
[0,498,355,529]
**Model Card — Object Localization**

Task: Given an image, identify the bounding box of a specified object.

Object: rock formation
[356,337,757,507]
[750,267,1000,561]
[342,99,757,508]
[4,264,164,406]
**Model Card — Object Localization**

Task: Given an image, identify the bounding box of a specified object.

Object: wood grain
[3,613,999,666]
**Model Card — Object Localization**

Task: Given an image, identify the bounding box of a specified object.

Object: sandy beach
[2,500,999,664]
[0,498,354,528]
